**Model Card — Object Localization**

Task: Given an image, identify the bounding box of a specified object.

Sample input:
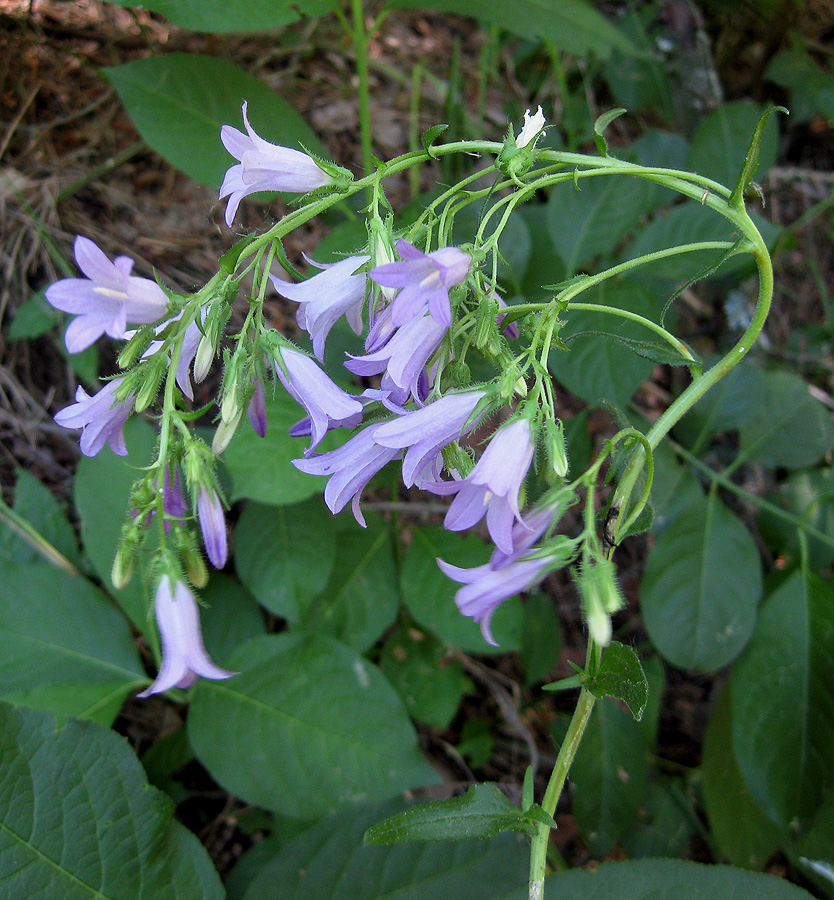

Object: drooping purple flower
[140,312,203,401]
[293,425,400,526]
[46,237,168,352]
[345,312,448,406]
[54,379,134,457]
[369,239,470,328]
[162,467,187,532]
[197,487,227,569]
[269,254,369,359]
[438,554,553,646]
[219,101,333,226]
[426,418,534,555]
[137,576,235,697]
[373,390,487,487]
[495,293,520,340]
[248,380,267,437]
[276,348,364,455]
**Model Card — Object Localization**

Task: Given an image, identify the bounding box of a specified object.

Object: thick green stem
[529,685,597,900]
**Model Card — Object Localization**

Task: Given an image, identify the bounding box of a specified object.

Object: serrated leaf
[0,703,224,899]
[104,54,324,187]
[586,641,648,721]
[238,800,528,900]
[593,107,627,157]
[188,633,437,818]
[596,333,697,366]
[738,369,834,470]
[570,697,648,855]
[400,527,522,654]
[421,123,449,158]
[104,0,336,32]
[0,563,144,724]
[385,0,634,59]
[641,493,761,672]
[532,857,817,899]
[702,686,785,869]
[365,784,536,844]
[730,570,834,827]
[234,498,336,619]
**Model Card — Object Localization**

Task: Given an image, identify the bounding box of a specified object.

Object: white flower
[517,106,546,149]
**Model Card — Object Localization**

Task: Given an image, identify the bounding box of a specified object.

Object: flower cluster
[46,103,581,697]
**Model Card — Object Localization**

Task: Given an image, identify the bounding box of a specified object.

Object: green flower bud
[544,418,569,479]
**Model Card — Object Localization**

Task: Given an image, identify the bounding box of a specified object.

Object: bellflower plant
[54,379,135,457]
[369,239,470,327]
[46,236,168,352]
[137,575,235,697]
[427,417,535,554]
[219,101,333,226]
[196,486,228,569]
[269,255,369,358]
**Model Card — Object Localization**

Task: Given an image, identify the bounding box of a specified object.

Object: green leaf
[0,469,81,567]
[738,369,834,470]
[365,784,539,844]
[421,123,449,158]
[636,654,665,748]
[0,563,144,724]
[199,572,266,666]
[7,288,59,340]
[188,633,437,818]
[766,47,834,124]
[570,697,649,856]
[546,174,656,276]
[702,685,785,869]
[641,493,761,671]
[620,779,693,860]
[520,593,561,685]
[532,857,817,899]
[400,527,523,654]
[0,703,224,898]
[688,101,780,190]
[379,625,470,729]
[586,641,648,721]
[295,517,399,651]
[548,279,657,407]
[730,106,787,207]
[104,54,324,188]
[234,498,336,619]
[794,792,834,897]
[103,0,336,32]
[593,108,627,157]
[74,416,159,630]
[238,800,528,900]
[222,393,330,505]
[730,570,834,827]
[384,0,634,59]
[648,440,703,535]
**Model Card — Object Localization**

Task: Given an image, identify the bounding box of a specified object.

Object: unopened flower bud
[176,530,209,589]
[117,327,155,370]
[221,383,239,423]
[193,333,215,383]
[544,418,569,478]
[212,408,243,454]
[134,355,167,413]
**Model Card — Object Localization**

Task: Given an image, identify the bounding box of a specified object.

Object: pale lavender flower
[370,239,470,328]
[277,348,363,455]
[140,313,203,401]
[495,294,520,340]
[137,576,235,697]
[426,418,534,555]
[373,390,487,487]
[54,379,134,457]
[438,554,553,646]
[219,101,332,226]
[46,237,168,352]
[293,426,400,526]
[248,380,267,437]
[345,312,447,405]
[162,467,187,532]
[269,254,369,359]
[197,487,227,569]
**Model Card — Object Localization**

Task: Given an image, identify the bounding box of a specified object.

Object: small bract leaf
[585,641,648,721]
[421,124,449,158]
[364,784,534,844]
[593,107,627,156]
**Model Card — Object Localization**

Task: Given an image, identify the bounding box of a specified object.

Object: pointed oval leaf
[0,703,223,899]
[730,570,834,827]
[104,54,324,188]
[641,494,761,672]
[188,633,437,818]
[586,641,648,721]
